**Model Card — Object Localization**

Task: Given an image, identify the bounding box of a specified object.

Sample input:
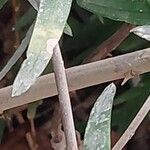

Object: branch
[52,44,78,150]
[83,23,134,63]
[0,48,149,113]
[112,95,150,150]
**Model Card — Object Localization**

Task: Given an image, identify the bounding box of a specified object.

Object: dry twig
[52,44,78,150]
[113,95,150,150]
[50,103,62,140]
[83,23,134,63]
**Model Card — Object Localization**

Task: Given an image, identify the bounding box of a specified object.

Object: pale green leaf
[28,0,39,10]
[84,83,116,150]
[28,0,72,36]
[64,23,73,36]
[0,23,34,80]
[12,0,72,96]
[130,25,150,41]
[27,101,42,119]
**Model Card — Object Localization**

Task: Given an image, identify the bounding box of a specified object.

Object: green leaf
[27,101,42,119]
[0,0,7,10]
[15,8,36,30]
[117,34,150,53]
[84,83,116,150]
[112,77,150,132]
[147,0,150,7]
[12,0,72,96]
[77,0,150,25]
[63,16,121,66]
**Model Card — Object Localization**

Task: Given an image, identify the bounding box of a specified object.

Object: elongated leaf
[12,0,72,96]
[130,25,150,41]
[84,83,116,150]
[0,23,34,80]
[27,0,73,36]
[77,0,150,25]
[15,8,36,30]
[0,0,7,9]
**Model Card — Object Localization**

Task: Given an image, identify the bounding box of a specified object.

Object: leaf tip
[130,25,150,41]
[107,83,116,93]
[11,84,27,97]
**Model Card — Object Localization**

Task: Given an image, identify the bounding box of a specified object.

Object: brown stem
[52,44,78,150]
[15,113,37,149]
[3,112,14,132]
[50,103,62,141]
[30,119,36,139]
[26,132,38,150]
[15,112,25,124]
[83,23,134,63]
[14,110,37,149]
[113,95,150,150]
